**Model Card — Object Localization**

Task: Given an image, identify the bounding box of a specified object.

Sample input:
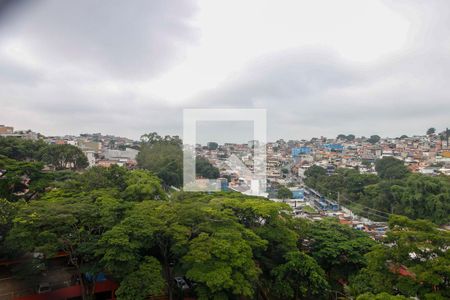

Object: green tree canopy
[368,135,381,144]
[196,156,220,179]
[40,144,88,170]
[302,218,375,286]
[271,251,329,300]
[375,157,409,180]
[115,256,165,300]
[277,186,293,199]
[349,215,450,299]
[137,133,183,187]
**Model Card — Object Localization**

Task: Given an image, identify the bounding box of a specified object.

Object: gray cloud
[0,0,198,79]
[1,0,450,141]
[191,44,450,140]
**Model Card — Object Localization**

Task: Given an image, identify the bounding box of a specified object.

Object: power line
[339,198,390,220]
[340,196,391,216]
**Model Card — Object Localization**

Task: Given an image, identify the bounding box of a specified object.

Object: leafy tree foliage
[0,198,20,256]
[347,134,356,141]
[349,215,450,299]
[0,155,51,201]
[277,186,293,199]
[302,218,375,287]
[137,132,220,186]
[368,135,381,144]
[183,230,261,299]
[137,137,183,187]
[6,195,106,298]
[0,137,47,161]
[356,292,409,300]
[40,144,89,170]
[337,134,355,141]
[305,164,449,224]
[305,165,327,178]
[1,136,447,300]
[3,166,164,299]
[115,256,165,300]
[196,156,220,179]
[207,142,218,150]
[427,127,436,135]
[375,157,409,180]
[271,251,329,300]
[122,169,167,201]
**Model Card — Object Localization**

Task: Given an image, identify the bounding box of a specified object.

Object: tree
[122,170,167,201]
[356,292,409,300]
[137,132,221,186]
[277,186,293,199]
[0,155,50,201]
[304,165,326,178]
[368,135,381,144]
[303,159,449,224]
[98,200,190,300]
[207,142,218,150]
[196,156,220,179]
[6,195,109,299]
[40,144,88,170]
[349,216,450,299]
[375,157,408,180]
[346,134,356,141]
[337,134,347,141]
[137,136,183,187]
[73,165,128,192]
[182,230,261,299]
[271,251,329,299]
[388,174,450,224]
[115,256,165,300]
[427,127,436,135]
[0,198,20,257]
[0,136,47,161]
[302,218,375,287]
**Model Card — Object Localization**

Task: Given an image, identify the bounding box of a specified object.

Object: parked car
[173,277,189,290]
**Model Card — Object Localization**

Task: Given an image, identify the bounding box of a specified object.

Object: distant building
[292,147,312,157]
[0,125,14,134]
[78,140,102,153]
[104,148,139,161]
[323,143,344,152]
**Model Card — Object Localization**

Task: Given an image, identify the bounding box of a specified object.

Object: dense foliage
[349,216,450,299]
[304,158,450,224]
[137,132,220,187]
[1,138,449,300]
[0,136,88,170]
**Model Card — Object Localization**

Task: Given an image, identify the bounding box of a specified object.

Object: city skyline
[1,122,448,145]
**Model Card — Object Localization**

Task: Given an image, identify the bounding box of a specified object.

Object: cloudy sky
[0,0,449,143]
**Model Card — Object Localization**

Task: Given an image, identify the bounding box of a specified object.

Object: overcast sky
[0,0,449,143]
